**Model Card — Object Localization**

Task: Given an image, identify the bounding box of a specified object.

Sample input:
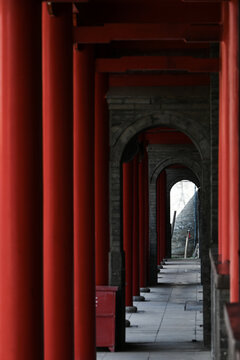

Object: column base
[133,295,145,302]
[140,287,150,293]
[126,305,137,313]
[125,319,131,327]
[157,265,163,269]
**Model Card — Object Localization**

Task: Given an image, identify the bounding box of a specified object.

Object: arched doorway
[108,87,212,346]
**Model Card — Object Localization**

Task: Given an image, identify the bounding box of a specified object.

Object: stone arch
[166,171,200,259]
[109,110,211,347]
[168,174,200,192]
[148,156,202,283]
[151,158,201,185]
[111,111,210,164]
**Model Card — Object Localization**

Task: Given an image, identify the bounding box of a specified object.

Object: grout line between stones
[153,263,179,343]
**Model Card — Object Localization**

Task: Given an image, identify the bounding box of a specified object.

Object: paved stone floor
[97,259,211,360]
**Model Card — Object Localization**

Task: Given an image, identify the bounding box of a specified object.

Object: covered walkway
[97,259,211,360]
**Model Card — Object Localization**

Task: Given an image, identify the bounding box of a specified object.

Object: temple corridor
[97,259,211,360]
[0,1,239,359]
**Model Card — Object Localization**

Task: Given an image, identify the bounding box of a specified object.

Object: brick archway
[108,95,211,344]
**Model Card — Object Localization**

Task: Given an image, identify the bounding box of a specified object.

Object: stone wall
[148,144,201,282]
[171,194,198,258]
[107,85,212,346]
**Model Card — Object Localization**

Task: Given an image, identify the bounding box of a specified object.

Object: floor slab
[97,259,211,360]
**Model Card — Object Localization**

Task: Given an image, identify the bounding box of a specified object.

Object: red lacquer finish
[139,159,147,287]
[219,0,239,302]
[95,73,110,286]
[219,3,230,264]
[123,161,134,306]
[77,2,221,24]
[73,46,96,359]
[159,171,167,262]
[109,74,210,87]
[228,0,239,302]
[74,23,221,44]
[96,56,219,73]
[42,4,74,360]
[157,178,160,265]
[143,147,150,283]
[132,156,140,297]
[0,1,43,359]
[96,286,118,352]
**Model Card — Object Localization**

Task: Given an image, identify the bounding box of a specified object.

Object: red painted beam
[96,56,219,73]
[42,0,89,2]
[74,23,222,44]
[109,74,210,87]
[143,132,192,144]
[77,3,221,24]
[91,0,226,2]
[106,40,210,51]
[182,0,227,2]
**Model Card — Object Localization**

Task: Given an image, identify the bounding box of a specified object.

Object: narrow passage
[97,259,211,360]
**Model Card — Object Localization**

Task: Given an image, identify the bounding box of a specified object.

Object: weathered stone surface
[107,85,212,347]
[171,194,199,258]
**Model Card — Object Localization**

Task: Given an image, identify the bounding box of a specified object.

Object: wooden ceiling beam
[76,3,221,24]
[182,0,227,2]
[74,23,222,44]
[43,1,89,2]
[109,74,210,87]
[143,132,192,145]
[96,56,219,73]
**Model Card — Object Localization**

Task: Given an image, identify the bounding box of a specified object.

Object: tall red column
[74,46,96,359]
[123,161,136,311]
[138,159,149,291]
[228,0,239,302]
[157,177,161,265]
[132,156,143,300]
[139,159,145,287]
[219,3,230,264]
[159,171,167,262]
[143,146,150,284]
[0,1,43,359]
[42,4,74,360]
[95,73,110,285]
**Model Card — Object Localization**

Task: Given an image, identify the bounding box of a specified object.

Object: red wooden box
[96,286,119,352]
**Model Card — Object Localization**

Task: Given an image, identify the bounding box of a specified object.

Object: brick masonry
[107,85,213,346]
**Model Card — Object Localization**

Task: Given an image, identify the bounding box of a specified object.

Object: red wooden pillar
[159,171,167,262]
[157,176,161,265]
[138,158,149,292]
[219,2,230,264]
[228,0,239,302]
[132,156,144,301]
[0,1,43,359]
[143,146,150,284]
[139,159,145,287]
[42,4,74,360]
[74,46,96,359]
[95,73,110,286]
[123,161,137,311]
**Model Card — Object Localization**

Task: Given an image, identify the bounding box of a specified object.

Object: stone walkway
[97,259,211,360]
